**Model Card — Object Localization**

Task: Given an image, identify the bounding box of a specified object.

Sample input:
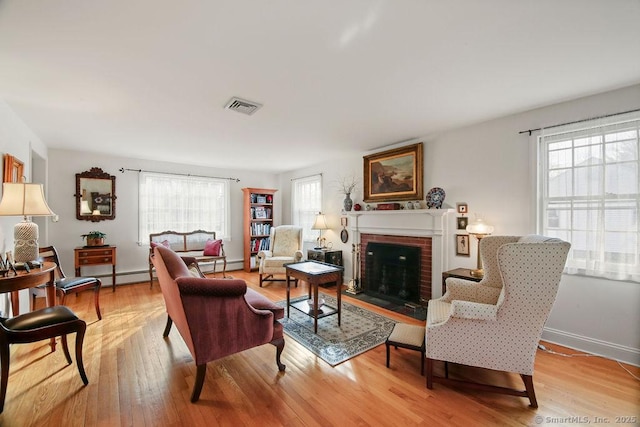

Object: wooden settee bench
[149,230,226,287]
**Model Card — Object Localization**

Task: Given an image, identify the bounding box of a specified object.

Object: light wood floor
[3,271,639,426]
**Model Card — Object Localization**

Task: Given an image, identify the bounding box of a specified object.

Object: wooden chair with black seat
[0,305,89,413]
[30,246,102,320]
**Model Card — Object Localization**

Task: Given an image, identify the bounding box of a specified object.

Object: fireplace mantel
[347,209,453,299]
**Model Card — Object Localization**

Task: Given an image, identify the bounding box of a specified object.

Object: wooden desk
[2,262,58,350]
[75,246,117,292]
[285,261,343,334]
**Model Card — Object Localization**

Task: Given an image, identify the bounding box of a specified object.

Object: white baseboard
[542,327,640,367]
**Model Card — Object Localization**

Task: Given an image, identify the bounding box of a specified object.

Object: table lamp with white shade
[0,182,56,263]
[311,212,329,249]
[466,217,494,278]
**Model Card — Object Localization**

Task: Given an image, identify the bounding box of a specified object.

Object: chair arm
[450,300,498,321]
[257,250,272,260]
[293,250,303,262]
[181,256,198,266]
[442,278,501,304]
[176,277,246,297]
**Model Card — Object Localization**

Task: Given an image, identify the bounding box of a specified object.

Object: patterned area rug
[276,295,396,366]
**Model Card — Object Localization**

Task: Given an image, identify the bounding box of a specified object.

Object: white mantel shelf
[347,208,453,299]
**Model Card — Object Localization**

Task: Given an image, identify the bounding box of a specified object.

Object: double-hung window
[538,110,640,282]
[139,172,230,243]
[291,174,322,242]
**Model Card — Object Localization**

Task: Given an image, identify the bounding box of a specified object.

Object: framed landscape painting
[363,142,423,203]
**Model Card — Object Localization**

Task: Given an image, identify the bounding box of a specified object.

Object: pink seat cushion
[203,239,222,256]
[151,239,171,249]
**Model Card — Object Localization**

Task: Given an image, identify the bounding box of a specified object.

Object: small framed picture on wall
[456,203,468,214]
[457,216,469,230]
[456,234,470,256]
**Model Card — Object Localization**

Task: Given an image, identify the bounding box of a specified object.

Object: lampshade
[80,200,91,214]
[466,218,494,236]
[0,183,55,217]
[311,212,329,230]
[0,183,56,263]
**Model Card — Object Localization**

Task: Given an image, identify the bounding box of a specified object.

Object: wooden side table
[75,246,117,292]
[441,268,482,294]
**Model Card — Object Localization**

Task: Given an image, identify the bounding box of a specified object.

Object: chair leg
[521,374,538,408]
[271,338,286,371]
[0,340,9,413]
[162,316,173,337]
[385,342,390,368]
[93,281,102,320]
[222,258,227,278]
[191,364,206,403]
[61,334,73,364]
[75,320,89,385]
[426,358,434,389]
[259,274,263,287]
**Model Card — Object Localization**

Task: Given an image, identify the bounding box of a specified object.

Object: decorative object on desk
[346,243,362,294]
[455,234,471,256]
[276,294,395,366]
[456,202,468,214]
[425,187,446,209]
[343,193,353,212]
[311,212,329,249]
[413,201,422,209]
[353,203,361,211]
[466,217,494,277]
[456,216,469,230]
[81,231,106,247]
[405,201,414,210]
[0,183,56,263]
[363,142,423,203]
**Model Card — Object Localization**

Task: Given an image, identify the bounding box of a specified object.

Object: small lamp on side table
[311,212,329,249]
[466,217,494,278]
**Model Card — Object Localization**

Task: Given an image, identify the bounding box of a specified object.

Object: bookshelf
[242,188,277,272]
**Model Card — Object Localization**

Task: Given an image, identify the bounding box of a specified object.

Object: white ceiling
[1,1,639,173]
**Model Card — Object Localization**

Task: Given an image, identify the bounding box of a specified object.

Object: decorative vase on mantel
[343,193,353,212]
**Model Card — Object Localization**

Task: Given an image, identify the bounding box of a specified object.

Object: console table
[285,261,343,334]
[74,246,117,292]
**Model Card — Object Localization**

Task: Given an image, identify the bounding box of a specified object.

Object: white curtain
[291,174,322,242]
[139,172,230,243]
[539,110,640,282]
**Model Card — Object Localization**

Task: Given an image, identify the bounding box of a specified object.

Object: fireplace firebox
[363,242,421,305]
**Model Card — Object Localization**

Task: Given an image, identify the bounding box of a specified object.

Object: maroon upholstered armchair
[151,246,285,403]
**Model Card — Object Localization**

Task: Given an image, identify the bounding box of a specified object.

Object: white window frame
[538,111,640,282]
[291,174,322,242]
[138,172,230,243]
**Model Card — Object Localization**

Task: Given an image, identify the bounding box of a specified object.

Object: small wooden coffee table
[285,261,344,333]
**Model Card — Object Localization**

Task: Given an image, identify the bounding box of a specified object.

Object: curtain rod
[119,167,240,182]
[518,108,640,136]
[290,172,322,181]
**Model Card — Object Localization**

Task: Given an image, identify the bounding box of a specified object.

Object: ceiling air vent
[224,97,263,115]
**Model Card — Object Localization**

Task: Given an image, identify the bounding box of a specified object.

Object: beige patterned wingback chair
[257,225,304,287]
[426,235,571,408]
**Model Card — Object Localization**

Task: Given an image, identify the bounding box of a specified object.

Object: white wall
[47,149,279,286]
[280,84,640,365]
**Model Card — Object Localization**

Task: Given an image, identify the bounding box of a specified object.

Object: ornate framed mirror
[75,167,116,222]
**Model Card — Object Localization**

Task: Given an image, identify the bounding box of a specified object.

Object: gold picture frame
[3,154,24,183]
[363,142,423,203]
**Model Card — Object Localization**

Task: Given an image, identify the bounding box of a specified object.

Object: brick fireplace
[360,233,432,304]
[348,209,450,301]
